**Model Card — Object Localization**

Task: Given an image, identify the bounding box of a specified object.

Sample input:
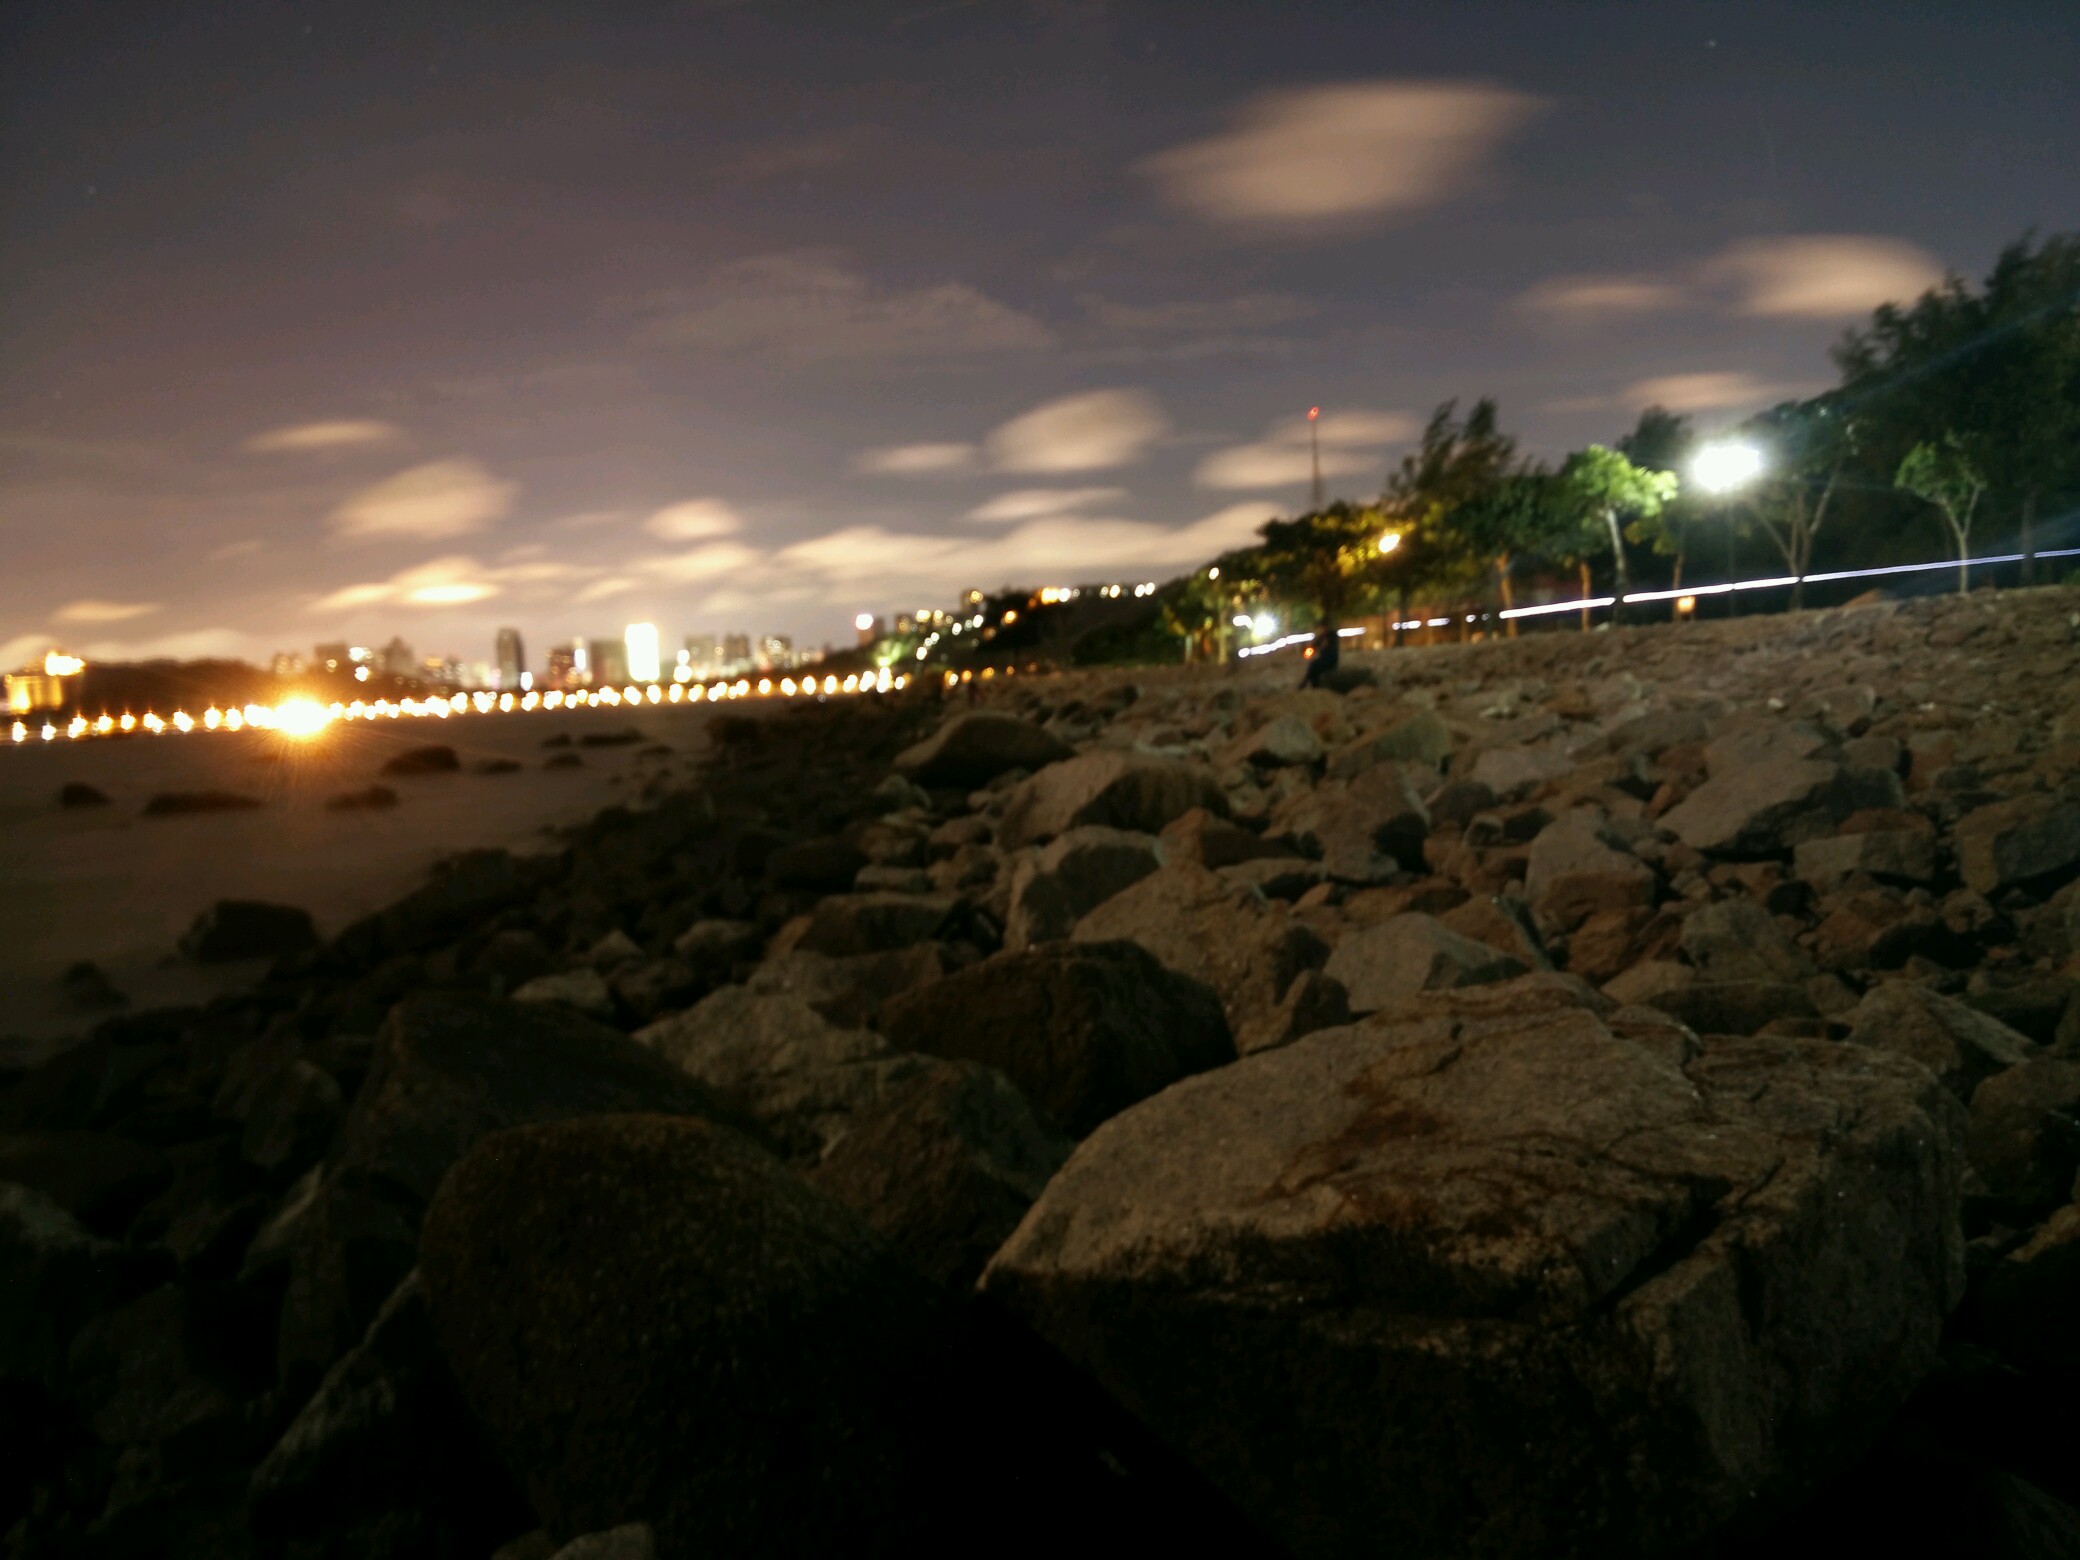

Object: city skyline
[4,1,2074,672]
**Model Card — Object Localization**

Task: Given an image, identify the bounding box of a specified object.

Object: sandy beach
[0,701,722,1045]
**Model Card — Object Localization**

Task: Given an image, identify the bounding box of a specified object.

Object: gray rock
[1072,862,1327,1039]
[586,929,644,970]
[768,893,954,958]
[1640,980,1819,1037]
[1329,710,1454,777]
[998,750,1228,848]
[1523,812,1656,934]
[1842,981,2038,1099]
[553,1526,659,1560]
[1235,968,1351,1055]
[1003,826,1164,950]
[745,943,962,1030]
[894,711,1074,789]
[1236,714,1322,768]
[1954,796,2080,896]
[1468,742,1573,799]
[637,987,936,1162]
[878,940,1234,1138]
[1661,725,1845,855]
[512,967,616,1019]
[1323,912,1527,1014]
[671,918,760,966]
[1679,899,1816,985]
[1793,830,1937,886]
[809,1059,1071,1289]
[1965,1057,2080,1208]
[1272,762,1430,881]
[983,992,1965,1559]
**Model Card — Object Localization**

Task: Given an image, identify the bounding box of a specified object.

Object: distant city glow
[273,698,332,738]
[855,612,876,632]
[1691,441,1764,494]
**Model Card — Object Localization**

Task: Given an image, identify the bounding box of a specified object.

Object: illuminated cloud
[1142,80,1540,226]
[645,542,763,583]
[575,577,638,603]
[639,251,1051,361]
[211,539,264,560]
[968,487,1125,522]
[1623,372,1808,413]
[329,459,517,542]
[54,599,161,624]
[311,555,501,611]
[243,419,401,454]
[0,633,51,673]
[1516,274,1688,320]
[1705,235,1947,318]
[1077,292,1315,333]
[1194,407,1417,490]
[1520,235,1945,324]
[986,389,1168,473]
[643,499,745,542]
[856,443,978,475]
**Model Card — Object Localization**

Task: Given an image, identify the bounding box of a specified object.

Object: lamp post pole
[1308,405,1323,512]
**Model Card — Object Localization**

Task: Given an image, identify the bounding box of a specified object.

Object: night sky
[4,0,2074,672]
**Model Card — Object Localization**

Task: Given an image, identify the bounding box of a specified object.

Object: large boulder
[1323,912,1526,1015]
[998,751,1228,849]
[636,987,942,1162]
[417,1114,969,1555]
[808,1059,1072,1289]
[744,942,963,1029]
[1842,981,2038,1099]
[894,711,1073,789]
[1002,826,1165,950]
[0,1183,166,1391]
[1976,1201,2080,1370]
[1071,862,1326,1045]
[983,988,1966,1559]
[878,941,1233,1138]
[268,994,733,1395]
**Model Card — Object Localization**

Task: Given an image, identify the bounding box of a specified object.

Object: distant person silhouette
[1299,620,1340,690]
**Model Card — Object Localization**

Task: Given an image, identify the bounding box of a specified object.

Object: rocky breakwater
[3,586,2078,1558]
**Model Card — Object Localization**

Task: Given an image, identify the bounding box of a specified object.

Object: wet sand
[0,702,722,1047]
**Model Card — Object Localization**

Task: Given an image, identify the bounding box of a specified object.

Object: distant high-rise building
[588,638,630,686]
[722,633,752,671]
[378,637,416,679]
[758,634,795,671]
[313,642,350,673]
[854,613,880,648]
[546,643,580,688]
[624,623,660,684]
[495,628,525,688]
[682,635,722,676]
[270,652,306,679]
[962,588,984,609]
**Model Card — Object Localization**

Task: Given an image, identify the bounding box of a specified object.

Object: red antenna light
[1307,406,1320,420]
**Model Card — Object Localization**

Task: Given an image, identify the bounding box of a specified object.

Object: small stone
[179,899,320,962]
[1323,912,1527,1014]
[325,784,400,811]
[512,968,616,1019]
[379,744,462,775]
[56,781,111,808]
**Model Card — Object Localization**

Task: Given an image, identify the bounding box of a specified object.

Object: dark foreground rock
[418,1114,974,1556]
[984,979,1966,1559]
[57,782,111,808]
[267,993,740,1398]
[178,900,319,964]
[379,744,461,776]
[142,790,263,816]
[893,710,1073,788]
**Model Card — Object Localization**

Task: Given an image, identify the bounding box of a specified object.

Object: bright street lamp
[1691,441,1764,495]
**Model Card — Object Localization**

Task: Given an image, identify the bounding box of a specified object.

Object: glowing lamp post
[1690,442,1764,616]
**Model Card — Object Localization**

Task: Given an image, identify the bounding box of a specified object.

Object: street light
[1691,441,1764,495]
[1690,441,1764,618]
